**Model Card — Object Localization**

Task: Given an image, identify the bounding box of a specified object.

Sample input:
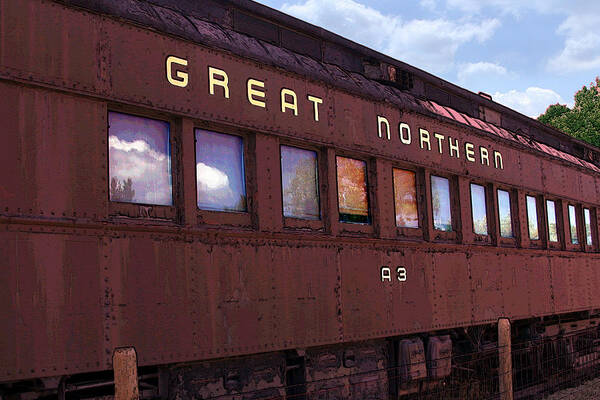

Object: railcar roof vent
[364,63,414,91]
[478,91,492,101]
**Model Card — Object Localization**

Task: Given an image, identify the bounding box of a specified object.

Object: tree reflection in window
[546,200,558,242]
[431,176,452,231]
[336,156,370,224]
[108,112,172,205]
[393,169,418,228]
[526,196,539,240]
[281,146,320,220]
[195,129,246,212]
[497,190,513,238]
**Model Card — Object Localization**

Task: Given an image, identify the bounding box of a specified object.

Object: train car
[2,0,600,398]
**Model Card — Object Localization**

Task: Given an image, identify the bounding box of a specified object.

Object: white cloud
[281,0,500,73]
[419,0,437,11]
[492,87,565,118]
[446,0,553,16]
[109,136,166,161]
[457,62,508,83]
[548,14,600,73]
[196,163,229,190]
[440,0,600,73]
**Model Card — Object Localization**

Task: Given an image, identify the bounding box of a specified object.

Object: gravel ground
[544,377,600,400]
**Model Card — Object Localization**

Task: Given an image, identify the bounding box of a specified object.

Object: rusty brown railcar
[2,0,600,399]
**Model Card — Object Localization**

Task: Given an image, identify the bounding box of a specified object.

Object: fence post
[498,318,513,400]
[113,347,140,400]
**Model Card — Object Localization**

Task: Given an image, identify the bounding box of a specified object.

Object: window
[470,183,487,235]
[336,156,370,223]
[584,208,593,246]
[431,176,452,231]
[526,195,539,240]
[546,200,558,242]
[195,129,246,212]
[497,189,513,238]
[280,146,320,220]
[393,169,418,228]
[108,112,172,206]
[569,205,579,244]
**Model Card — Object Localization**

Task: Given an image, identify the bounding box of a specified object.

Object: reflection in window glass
[569,205,579,244]
[431,176,452,231]
[470,184,488,235]
[497,190,513,238]
[527,196,539,240]
[393,169,418,228]
[108,112,172,205]
[546,200,558,242]
[281,146,319,220]
[336,156,370,223]
[584,208,593,246]
[195,129,246,212]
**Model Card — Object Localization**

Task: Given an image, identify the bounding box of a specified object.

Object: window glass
[195,129,246,212]
[393,169,418,228]
[108,112,172,205]
[431,176,452,231]
[546,200,558,242]
[336,156,370,223]
[281,146,320,220]
[569,205,579,244]
[526,196,539,240]
[584,208,593,246]
[470,183,488,235]
[497,190,513,238]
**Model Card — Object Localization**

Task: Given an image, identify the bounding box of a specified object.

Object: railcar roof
[57,0,600,173]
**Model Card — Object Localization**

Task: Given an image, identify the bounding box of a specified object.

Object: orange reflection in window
[393,169,418,228]
[336,156,369,223]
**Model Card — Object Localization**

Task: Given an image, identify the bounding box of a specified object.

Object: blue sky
[254,0,600,118]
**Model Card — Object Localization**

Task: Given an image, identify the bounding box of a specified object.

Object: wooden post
[498,318,513,400]
[113,347,139,400]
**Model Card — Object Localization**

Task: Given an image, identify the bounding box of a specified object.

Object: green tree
[538,77,600,147]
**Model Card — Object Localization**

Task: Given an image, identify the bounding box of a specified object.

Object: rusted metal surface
[2,0,600,391]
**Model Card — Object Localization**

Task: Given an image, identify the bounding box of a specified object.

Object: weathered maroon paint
[1,0,600,388]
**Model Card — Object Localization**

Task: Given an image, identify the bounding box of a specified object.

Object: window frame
[106,107,178,222]
[279,142,324,231]
[566,203,582,251]
[544,197,562,250]
[193,122,253,228]
[392,164,423,240]
[334,153,373,229]
[582,206,598,252]
[428,171,459,242]
[495,187,518,247]
[525,193,543,248]
[469,181,492,245]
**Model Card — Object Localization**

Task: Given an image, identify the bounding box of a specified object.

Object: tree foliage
[538,77,600,147]
[110,177,135,202]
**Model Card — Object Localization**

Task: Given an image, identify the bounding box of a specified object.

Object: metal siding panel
[390,249,435,333]
[340,247,389,339]
[500,253,531,319]
[0,82,105,219]
[274,245,339,346]
[550,256,572,314]
[432,252,471,327]
[0,232,103,381]
[470,252,503,322]
[105,235,195,367]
